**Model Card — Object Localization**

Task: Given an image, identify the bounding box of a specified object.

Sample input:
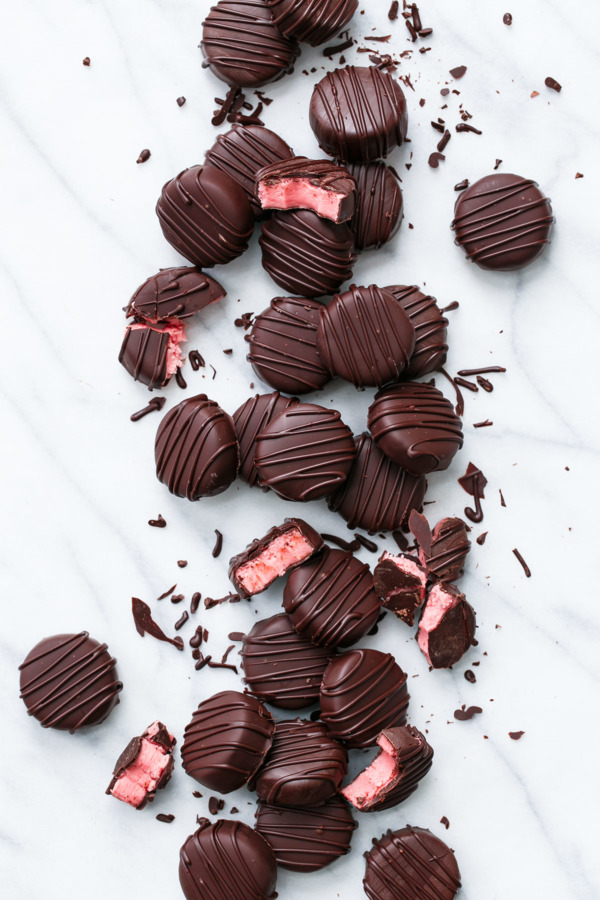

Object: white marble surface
[2,0,600,897]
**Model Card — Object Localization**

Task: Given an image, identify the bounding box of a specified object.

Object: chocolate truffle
[364,826,461,900]
[255,795,356,871]
[317,285,415,388]
[229,518,324,598]
[373,552,428,625]
[320,649,409,748]
[250,718,348,807]
[327,433,427,534]
[118,321,186,390]
[246,296,331,394]
[260,209,356,298]
[254,402,356,501]
[241,613,332,709]
[344,161,403,250]
[386,285,449,378]
[257,157,356,222]
[179,819,277,900]
[368,382,464,476]
[125,266,226,321]
[107,721,176,809]
[267,0,358,46]
[155,394,239,500]
[156,164,253,268]
[233,392,298,486]
[19,632,122,732]
[417,582,476,669]
[283,547,381,647]
[201,0,299,88]
[310,66,408,162]
[409,510,471,582]
[181,690,274,792]
[451,172,554,270]
[205,124,294,218]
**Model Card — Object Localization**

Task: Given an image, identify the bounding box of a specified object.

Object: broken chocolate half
[107,721,176,808]
[373,551,428,625]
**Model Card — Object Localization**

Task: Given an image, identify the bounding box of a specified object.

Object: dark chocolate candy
[310,66,408,162]
[417,582,476,668]
[241,613,332,709]
[201,0,299,88]
[368,382,464,476]
[344,161,403,250]
[156,165,253,268]
[451,172,554,271]
[179,819,277,900]
[260,209,356,298]
[119,321,185,390]
[364,826,461,900]
[373,552,428,625]
[233,392,298,486]
[246,296,331,394]
[255,795,356,871]
[256,157,356,222]
[328,433,427,534]
[386,285,449,378]
[19,632,122,732]
[283,546,381,647]
[320,648,409,748]
[410,511,471,581]
[317,285,415,388]
[267,0,358,47]
[254,402,356,501]
[106,721,176,808]
[181,690,274,793]
[249,718,348,807]
[125,267,226,321]
[155,394,239,500]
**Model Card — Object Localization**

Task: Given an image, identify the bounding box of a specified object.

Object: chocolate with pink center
[107,721,176,809]
[256,157,356,223]
[373,551,428,625]
[417,582,476,668]
[119,320,187,390]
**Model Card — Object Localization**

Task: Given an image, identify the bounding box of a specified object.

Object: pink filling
[417,584,456,665]
[128,320,187,377]
[235,530,315,595]
[341,740,398,809]
[110,723,173,808]
[381,552,427,588]
[258,181,343,221]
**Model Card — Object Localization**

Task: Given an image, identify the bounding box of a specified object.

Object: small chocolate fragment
[545,76,561,92]
[257,157,356,222]
[130,397,166,422]
[428,152,445,168]
[364,826,461,900]
[125,267,226,321]
[156,813,175,822]
[373,551,427,625]
[410,512,471,581]
[513,547,531,577]
[137,149,151,164]
[107,721,176,808]
[343,160,403,250]
[132,598,184,650]
[234,392,298,487]
[82,57,90,66]
[454,706,482,721]
[177,96,187,106]
[509,730,525,740]
[267,0,358,46]
[385,284,449,378]
[449,65,467,79]
[148,514,167,528]
[503,12,512,24]
[417,582,476,668]
[212,530,223,558]
[119,321,186,390]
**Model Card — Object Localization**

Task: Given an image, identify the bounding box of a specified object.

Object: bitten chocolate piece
[310,66,408,162]
[107,721,176,809]
[201,0,299,88]
[417,582,476,668]
[125,267,226,321]
[328,433,427,534]
[410,510,471,582]
[451,172,554,270]
[257,157,356,222]
[267,0,358,46]
[317,285,415,389]
[254,402,356,501]
[233,392,298,486]
[255,795,356,871]
[179,819,277,900]
[344,161,403,250]
[156,165,253,268]
[283,547,381,648]
[364,826,461,900]
[229,518,324,598]
[181,690,274,793]
[386,285,449,378]
[373,551,428,625]
[368,382,464,476]
[341,725,433,812]
[241,613,332,709]
[320,649,409,748]
[119,321,186,390]
[155,394,239,500]
[249,719,348,807]
[19,632,122,732]
[260,209,357,298]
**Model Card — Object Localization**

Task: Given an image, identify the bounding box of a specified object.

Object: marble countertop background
[1,0,599,897]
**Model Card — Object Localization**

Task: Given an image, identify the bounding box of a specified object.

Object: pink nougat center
[235,529,316,595]
[341,746,398,809]
[258,180,344,221]
[417,584,456,664]
[128,320,187,377]
[381,552,427,589]
[110,737,171,808]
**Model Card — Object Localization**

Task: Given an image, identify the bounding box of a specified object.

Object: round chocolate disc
[19,632,122,732]
[155,394,239,500]
[156,164,253,268]
[125,266,226,321]
[254,402,356,501]
[267,0,358,47]
[451,172,554,271]
[385,285,449,379]
[364,826,461,900]
[320,649,409,748]
[368,382,464,476]
[233,392,298,487]
[344,161,403,250]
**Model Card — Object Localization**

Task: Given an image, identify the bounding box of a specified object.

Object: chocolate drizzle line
[130,397,166,422]
[512,548,531,577]
[457,366,506,376]
[439,367,464,417]
[189,350,205,370]
[212,529,223,558]
[148,514,166,528]
[132,598,184,650]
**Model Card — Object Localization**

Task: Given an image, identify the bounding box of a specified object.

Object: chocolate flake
[190,592,201,614]
[132,597,184,650]
[512,548,531,577]
[575,172,584,179]
[499,489,506,508]
[454,179,469,191]
[455,376,478,392]
[392,530,410,551]
[212,529,223,558]
[137,149,151,164]
[228,631,245,641]
[477,376,493,392]
[503,12,512,25]
[323,37,354,56]
[177,96,187,107]
[509,730,525,740]
[204,592,239,609]
[458,366,506,376]
[458,463,487,524]
[388,0,399,20]
[171,593,185,604]
[210,365,216,380]
[449,66,467,79]
[406,20,417,40]
[175,369,187,389]
[428,152,445,168]
[454,706,482,720]
[440,88,450,96]
[148,514,166,528]
[494,159,502,171]
[157,584,177,601]
[83,57,91,66]
[190,626,204,649]
[419,28,432,37]
[440,816,450,829]
[464,670,476,684]
[192,791,203,798]
[473,420,493,428]
[439,367,464,417]
[411,3,423,31]
[437,130,451,152]
[189,350,205,371]
[230,806,239,814]
[208,797,225,815]
[175,611,189,630]
[212,86,242,126]
[431,120,445,133]
[354,533,378,553]
[456,123,482,134]
[545,76,561,93]
[442,301,459,313]
[322,533,361,552]
[476,532,488,545]
[130,396,166,422]
[156,813,175,823]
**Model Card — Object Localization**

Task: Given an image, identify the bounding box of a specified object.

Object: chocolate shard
[373,551,428,625]
[417,582,476,668]
[107,721,176,808]
[256,156,356,222]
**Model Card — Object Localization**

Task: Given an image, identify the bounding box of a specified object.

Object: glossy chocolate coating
[364,826,461,900]
[260,209,356,298]
[19,632,122,732]
[451,172,554,270]
[241,613,332,709]
[283,546,381,647]
[255,795,356,871]
[317,284,415,388]
[328,433,427,534]
[118,324,173,390]
[410,512,471,582]
[257,157,356,221]
[419,583,476,669]
[320,649,409,748]
[353,725,433,812]
[125,266,226,321]
[201,0,299,88]
[310,66,408,162]
[233,392,298,486]
[386,285,449,378]
[254,402,356,501]
[155,394,239,500]
[344,161,403,250]
[181,690,274,792]
[267,0,358,46]
[250,718,348,807]
[246,296,331,394]
[368,382,463,476]
[156,164,253,268]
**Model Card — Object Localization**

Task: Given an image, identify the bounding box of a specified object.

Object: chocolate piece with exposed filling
[233,392,298,486]
[364,826,461,900]
[373,551,428,625]
[386,284,449,378]
[125,267,226,321]
[107,721,176,808]
[119,321,186,390]
[344,161,403,250]
[257,157,356,222]
[267,0,358,47]
[417,582,476,668]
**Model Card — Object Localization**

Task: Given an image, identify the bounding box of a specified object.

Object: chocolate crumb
[196,816,210,827]
[512,548,531,577]
[174,611,189,630]
[477,376,493,392]
[221,645,235,664]
[431,120,445,133]
[189,350,205,370]
[499,489,506,508]
[210,365,216,380]
[212,86,242,126]
[419,98,426,107]
[494,159,502,171]
[428,152,445,168]
[354,534,378,553]
[204,592,239,609]
[509,731,525,740]
[323,37,354,57]
[454,706,482,721]
[405,20,417,40]
[544,76,561,93]
[137,149,151,164]
[440,88,450,96]
[464,670,476,684]
[455,376,478,393]
[178,560,188,568]
[177,96,186,107]
[575,172,584,179]
[149,515,167,528]
[190,626,204,649]
[322,533,361,552]
[503,12,512,25]
[190,592,201,614]
[130,396,166,422]
[195,653,212,671]
[212,530,223,558]
[208,797,225,815]
[388,0,399,20]
[454,179,469,191]
[456,123,482,134]
[449,65,467,79]
[419,28,432,37]
[156,813,175,823]
[437,130,451,152]
[192,791,202,798]
[157,584,177,601]
[531,90,539,98]
[230,806,239,814]
[440,816,450,829]
[83,57,91,66]
[476,532,488,545]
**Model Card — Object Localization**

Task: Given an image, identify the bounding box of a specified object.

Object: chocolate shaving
[83,57,91,66]
[354,533,378,553]
[322,533,360,552]
[156,813,175,823]
[473,420,493,428]
[575,172,584,179]
[255,91,273,105]
[210,365,216,380]
[431,120,445,133]
[437,130,451,152]
[178,560,188,568]
[189,350,205,370]
[476,532,488,545]
[477,376,494,392]
[177,96,186,107]
[509,731,525,740]
[190,626,204,649]
[419,28,432,37]
[428,152,445,168]
[171,593,185,604]
[208,797,225,815]
[392,529,409,551]
[365,35,391,42]
[132,598,184,650]
[212,86,241,126]
[455,376,478,392]
[405,19,417,40]
[408,510,432,556]
[459,463,487,524]
[230,806,239,814]
[454,706,482,720]
[512,548,531,577]
[195,653,212,671]
[130,397,166,422]
[439,367,464,417]
[148,514,166,528]
[323,37,353,56]
[207,658,238,674]
[458,366,506,376]
[456,123,482,134]
[137,149,151,164]
[440,816,450,829]
[190,592,201,614]
[388,0,399,20]
[157,584,177,601]
[174,611,189,630]
[464,670,476,684]
[499,490,506,508]
[440,88,450,96]
[450,66,467,79]
[494,159,502,171]
[212,530,223,558]
[411,3,422,31]
[204,592,239,609]
[175,369,187,389]
[545,76,561,93]
[454,179,469,191]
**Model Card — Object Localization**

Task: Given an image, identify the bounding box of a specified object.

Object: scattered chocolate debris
[459,463,487,524]
[454,179,469,191]
[212,529,223,559]
[192,791,202,799]
[137,149,151,164]
[365,35,391,42]
[230,806,239,814]
[190,627,204,649]
[458,366,506,377]
[203,629,209,642]
[221,645,235,665]
[175,611,189,630]
[456,123,482,134]
[178,560,188,568]
[419,98,426,107]
[204,592,240,609]
[476,376,493,393]
[149,515,167,528]
[208,797,225,815]
[419,28,432,37]
[189,350,205,371]
[354,534,378,553]
[177,96,186,107]
[473,420,493,428]
[388,0,399,20]
[190,592,201,614]
[464,670,476,684]
[228,631,245,641]
[455,376,478,393]
[322,533,360,552]
[210,365,217,380]
[234,312,255,329]
[171,594,185,604]
[83,57,91,66]
[130,396,166,422]
[411,3,422,30]
[531,91,539,99]
[454,706,482,721]
[392,530,409,551]
[476,532,488,545]
[442,301,459,313]
[195,653,212,671]
[406,19,417,40]
[450,66,467,79]
[545,76,562,93]
[494,159,502,171]
[323,38,354,56]
[157,584,177,601]
[156,813,175,823]
[512,548,531,577]
[255,91,273,106]
[212,86,242,126]
[440,88,450,97]
[132,598,184,651]
[207,657,238,673]
[499,490,506,508]
[431,120,445,133]
[428,152,445,168]
[175,369,187,389]
[440,816,450,829]
[503,12,512,25]
[439,367,465,417]
[509,731,525,740]
[575,172,584,179]
[437,130,451,152]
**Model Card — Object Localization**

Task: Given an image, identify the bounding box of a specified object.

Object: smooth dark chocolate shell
[386,284,449,378]
[345,161,403,250]
[267,0,358,47]
[125,266,226,321]
[118,324,174,390]
[363,826,461,900]
[233,392,298,486]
